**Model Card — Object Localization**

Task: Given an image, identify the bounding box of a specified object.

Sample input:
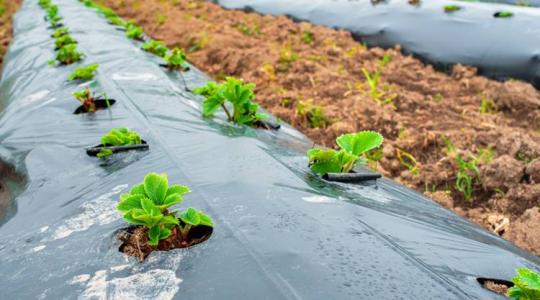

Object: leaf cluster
[97,128,142,157]
[68,64,99,81]
[142,39,168,58]
[164,47,188,70]
[308,131,384,174]
[51,44,83,65]
[508,268,540,300]
[52,27,69,38]
[194,77,268,126]
[117,173,213,246]
[54,34,76,49]
[125,22,143,40]
[72,87,96,112]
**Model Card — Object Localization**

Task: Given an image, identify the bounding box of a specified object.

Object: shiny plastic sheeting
[1,0,539,299]
[216,0,540,88]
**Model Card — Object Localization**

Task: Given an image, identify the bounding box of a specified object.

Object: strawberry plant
[444,5,461,13]
[46,4,62,27]
[54,35,76,49]
[142,39,168,57]
[164,47,188,71]
[508,268,540,300]
[125,22,143,40]
[308,131,384,174]
[495,11,514,18]
[194,77,269,127]
[96,128,142,158]
[52,27,68,38]
[50,44,83,65]
[68,64,99,81]
[117,173,213,247]
[71,88,111,113]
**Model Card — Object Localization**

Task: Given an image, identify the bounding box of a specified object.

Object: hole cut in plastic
[477,277,513,296]
[73,99,116,114]
[86,140,149,157]
[118,223,213,262]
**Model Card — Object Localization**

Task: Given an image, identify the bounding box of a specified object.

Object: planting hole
[118,223,213,262]
[73,99,116,114]
[477,277,513,296]
[86,140,149,157]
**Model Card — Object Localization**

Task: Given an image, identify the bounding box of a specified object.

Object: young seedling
[361,55,397,106]
[50,44,83,65]
[125,23,143,40]
[480,97,497,114]
[508,268,540,299]
[54,35,76,49]
[302,30,314,44]
[46,4,62,27]
[295,100,331,128]
[194,77,269,127]
[164,47,188,71]
[495,11,514,18]
[117,173,213,247]
[444,5,461,13]
[97,128,142,158]
[142,39,168,57]
[308,131,384,174]
[396,148,420,176]
[68,64,99,81]
[72,88,105,113]
[52,27,69,38]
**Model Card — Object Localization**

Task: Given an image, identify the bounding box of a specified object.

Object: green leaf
[159,227,172,240]
[123,211,148,225]
[142,39,169,57]
[68,64,99,81]
[161,215,180,225]
[148,226,161,246]
[143,173,169,205]
[336,131,384,156]
[96,148,113,158]
[180,207,201,226]
[307,148,341,174]
[166,184,190,197]
[198,211,214,227]
[130,183,146,195]
[509,268,540,300]
[131,208,162,228]
[117,194,144,213]
[162,193,183,208]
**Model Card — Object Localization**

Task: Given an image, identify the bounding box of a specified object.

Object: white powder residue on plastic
[70,274,91,284]
[302,195,336,204]
[32,245,46,252]
[111,72,158,81]
[76,269,182,300]
[52,184,128,240]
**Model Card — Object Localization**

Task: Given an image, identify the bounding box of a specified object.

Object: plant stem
[221,103,232,122]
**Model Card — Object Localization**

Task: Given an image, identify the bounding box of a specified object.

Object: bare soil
[118,224,213,261]
[101,0,540,256]
[481,279,511,297]
[0,0,21,72]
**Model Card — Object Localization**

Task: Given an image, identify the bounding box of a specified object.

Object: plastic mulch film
[216,0,540,88]
[0,0,539,298]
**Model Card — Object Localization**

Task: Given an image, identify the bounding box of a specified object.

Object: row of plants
[54,3,540,294]
[36,0,213,260]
